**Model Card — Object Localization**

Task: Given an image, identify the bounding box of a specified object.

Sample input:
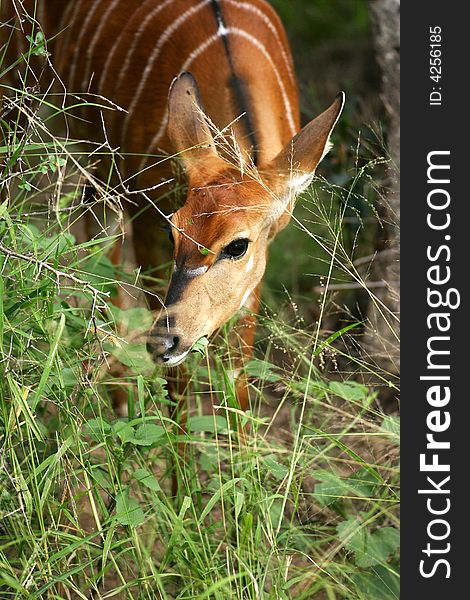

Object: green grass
[0,4,399,598]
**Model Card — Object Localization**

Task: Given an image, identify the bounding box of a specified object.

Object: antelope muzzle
[146,314,191,367]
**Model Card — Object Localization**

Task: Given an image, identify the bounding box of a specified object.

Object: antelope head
[147,73,344,366]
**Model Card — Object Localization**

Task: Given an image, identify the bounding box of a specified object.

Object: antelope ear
[262,92,345,196]
[167,72,223,183]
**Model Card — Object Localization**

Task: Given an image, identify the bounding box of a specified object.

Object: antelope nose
[146,333,180,362]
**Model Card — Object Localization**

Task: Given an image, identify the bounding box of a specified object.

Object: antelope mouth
[160,349,191,367]
[147,325,211,367]
[157,335,209,367]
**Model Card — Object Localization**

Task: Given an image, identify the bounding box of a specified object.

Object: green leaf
[108,306,154,334]
[112,421,135,444]
[314,467,378,506]
[91,467,113,490]
[0,570,28,593]
[312,322,362,357]
[234,492,244,519]
[311,429,384,487]
[345,467,378,499]
[27,31,48,57]
[244,359,282,382]
[188,415,228,434]
[337,517,399,568]
[337,516,367,557]
[110,343,155,374]
[61,367,77,389]
[380,415,400,445]
[133,468,161,492]
[85,418,112,443]
[115,487,145,527]
[130,423,165,446]
[263,455,289,480]
[32,312,66,409]
[200,446,219,472]
[18,179,32,191]
[81,254,117,294]
[351,564,400,600]
[313,469,346,506]
[6,376,43,441]
[0,200,8,220]
[329,380,369,401]
[269,500,284,529]
[192,336,209,354]
[198,478,245,524]
[361,527,400,567]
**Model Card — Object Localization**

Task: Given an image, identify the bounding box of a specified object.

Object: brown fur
[1,0,343,417]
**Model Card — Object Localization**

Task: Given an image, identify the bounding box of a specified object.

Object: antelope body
[1,0,343,409]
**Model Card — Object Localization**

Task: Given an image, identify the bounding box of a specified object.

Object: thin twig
[353,248,397,267]
[314,280,399,293]
[0,241,109,298]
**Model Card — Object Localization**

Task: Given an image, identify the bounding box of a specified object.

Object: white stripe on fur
[99,0,174,95]
[139,26,296,170]
[138,32,222,172]
[122,0,212,149]
[225,0,295,84]
[59,0,83,57]
[69,0,101,90]
[82,0,122,92]
[229,27,296,135]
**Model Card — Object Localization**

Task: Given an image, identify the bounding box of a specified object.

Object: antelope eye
[221,238,249,259]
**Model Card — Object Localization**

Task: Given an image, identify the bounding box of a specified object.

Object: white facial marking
[185,265,208,277]
[239,288,252,309]
[163,349,190,367]
[289,172,314,193]
[245,254,254,273]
